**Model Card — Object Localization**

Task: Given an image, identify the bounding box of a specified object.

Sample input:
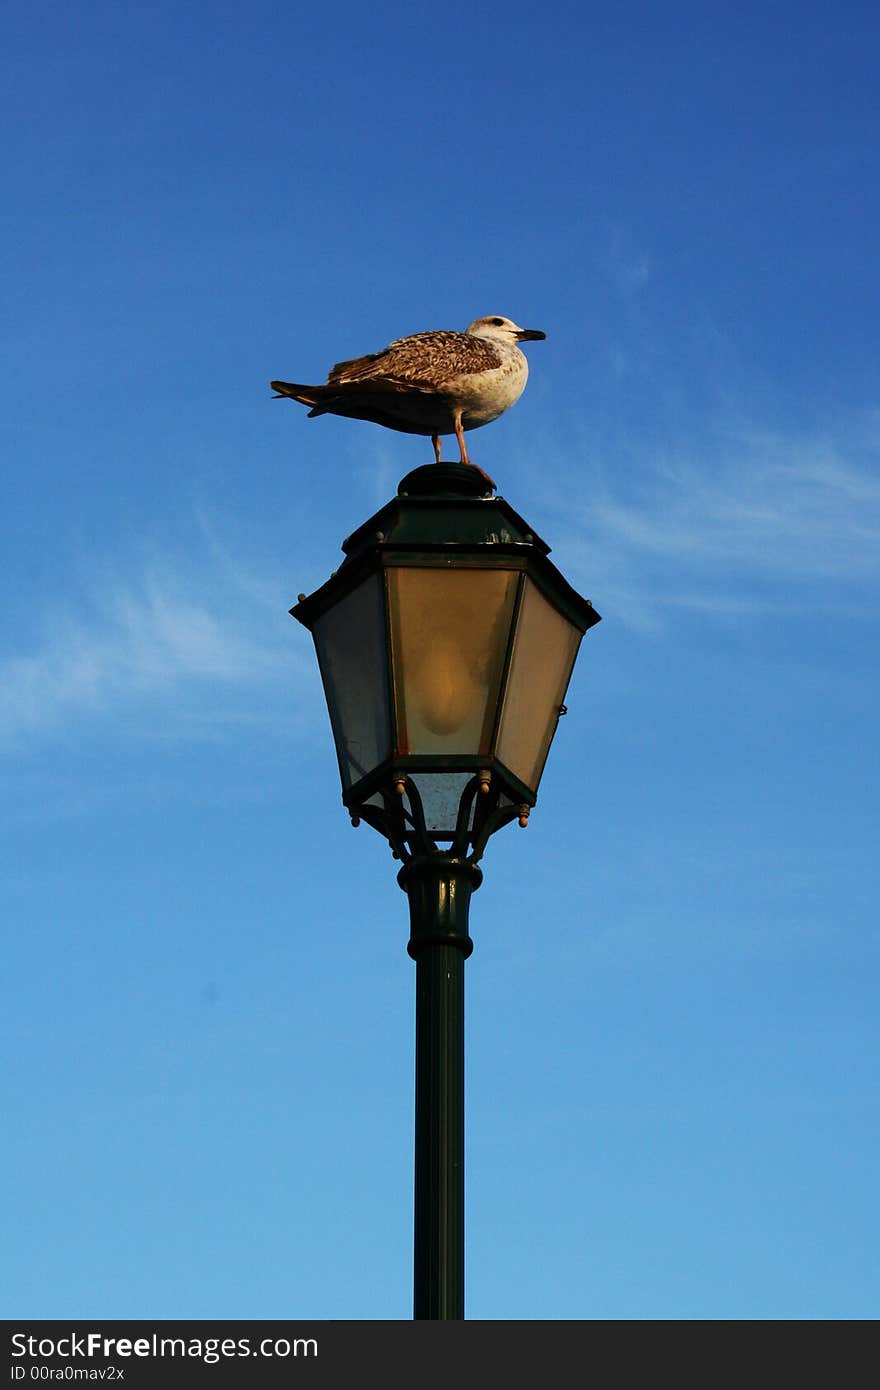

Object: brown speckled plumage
[327,331,503,388]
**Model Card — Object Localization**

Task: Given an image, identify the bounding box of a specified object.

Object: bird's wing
[326,350,388,383]
[326,332,502,391]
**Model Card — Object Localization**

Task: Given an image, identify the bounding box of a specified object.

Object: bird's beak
[516,328,547,342]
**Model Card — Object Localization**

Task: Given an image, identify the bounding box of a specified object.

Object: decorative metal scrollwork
[349,774,526,866]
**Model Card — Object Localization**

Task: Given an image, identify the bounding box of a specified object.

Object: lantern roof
[292,463,600,637]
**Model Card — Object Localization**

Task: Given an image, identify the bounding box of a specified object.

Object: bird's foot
[460,459,496,491]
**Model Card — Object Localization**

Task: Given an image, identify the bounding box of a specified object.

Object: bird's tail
[270,380,329,416]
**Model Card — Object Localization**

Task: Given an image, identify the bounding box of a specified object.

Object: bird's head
[466,315,547,346]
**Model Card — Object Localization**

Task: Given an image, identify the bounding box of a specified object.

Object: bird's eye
[490,317,504,326]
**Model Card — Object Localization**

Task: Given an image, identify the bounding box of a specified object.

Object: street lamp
[292,461,600,1320]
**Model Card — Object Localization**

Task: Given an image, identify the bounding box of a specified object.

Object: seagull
[270,315,546,466]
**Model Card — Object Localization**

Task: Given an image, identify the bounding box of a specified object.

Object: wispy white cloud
[538,414,880,631]
[605,228,653,297]
[0,531,314,748]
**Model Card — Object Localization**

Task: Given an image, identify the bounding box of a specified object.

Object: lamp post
[292,462,600,1319]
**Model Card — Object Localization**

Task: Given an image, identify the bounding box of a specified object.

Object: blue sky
[3,0,878,1320]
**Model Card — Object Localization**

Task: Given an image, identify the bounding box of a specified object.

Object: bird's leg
[431,434,442,463]
[453,411,471,466]
[453,410,495,489]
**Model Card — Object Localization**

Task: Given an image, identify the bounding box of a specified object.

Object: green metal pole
[399,854,482,1321]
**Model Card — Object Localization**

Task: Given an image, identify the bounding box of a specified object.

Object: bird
[270,315,546,467]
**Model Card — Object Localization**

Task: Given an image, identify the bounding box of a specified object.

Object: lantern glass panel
[495,576,583,791]
[412,771,477,838]
[387,567,518,756]
[311,572,391,788]
[362,774,477,838]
